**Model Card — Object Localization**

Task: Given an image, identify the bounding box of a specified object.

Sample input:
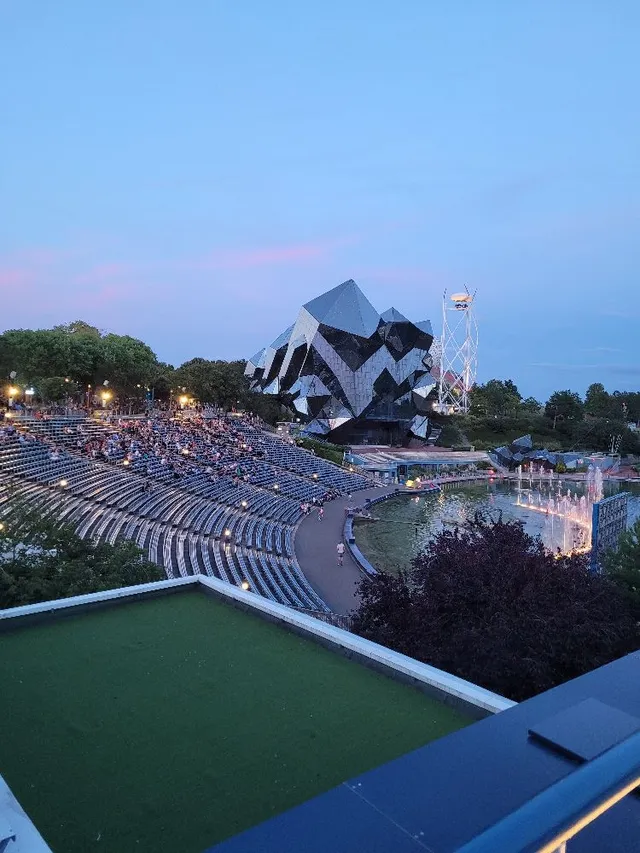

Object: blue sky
[2,1,639,401]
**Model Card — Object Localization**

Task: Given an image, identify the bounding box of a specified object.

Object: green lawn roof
[0,590,469,853]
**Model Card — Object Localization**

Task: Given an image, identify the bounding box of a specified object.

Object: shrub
[351,518,638,701]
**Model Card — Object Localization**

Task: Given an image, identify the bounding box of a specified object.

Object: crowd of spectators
[53,414,346,499]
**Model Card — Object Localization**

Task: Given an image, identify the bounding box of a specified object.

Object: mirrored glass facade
[245,280,437,443]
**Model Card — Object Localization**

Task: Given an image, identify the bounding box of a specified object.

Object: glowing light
[123,459,130,466]
[241,500,248,508]
[273,483,279,490]
[182,448,190,455]
[179,395,189,406]
[25,387,34,397]
[59,479,68,488]
[101,391,111,402]
[224,528,232,537]
[8,386,18,396]
[0,522,5,531]
[241,581,250,591]
[312,473,318,479]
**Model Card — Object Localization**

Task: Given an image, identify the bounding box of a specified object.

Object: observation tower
[434,289,478,415]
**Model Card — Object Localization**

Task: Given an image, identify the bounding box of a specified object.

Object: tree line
[461,379,640,455]
[0,321,282,422]
[2,322,638,447]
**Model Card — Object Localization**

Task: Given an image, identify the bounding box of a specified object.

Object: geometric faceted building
[246,279,437,443]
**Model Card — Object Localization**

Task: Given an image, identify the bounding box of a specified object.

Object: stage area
[0,590,469,853]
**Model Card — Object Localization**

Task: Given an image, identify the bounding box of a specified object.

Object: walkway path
[296,473,499,615]
[295,484,398,615]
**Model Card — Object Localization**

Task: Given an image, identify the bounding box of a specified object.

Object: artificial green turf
[0,590,469,853]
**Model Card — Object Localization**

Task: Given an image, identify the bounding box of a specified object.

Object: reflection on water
[354,480,640,575]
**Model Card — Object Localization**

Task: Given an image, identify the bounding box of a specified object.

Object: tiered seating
[233,421,370,491]
[0,428,329,612]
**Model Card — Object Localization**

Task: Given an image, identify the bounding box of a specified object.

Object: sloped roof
[269,324,294,351]
[304,279,380,338]
[380,307,409,323]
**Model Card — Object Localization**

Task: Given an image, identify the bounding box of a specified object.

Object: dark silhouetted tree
[351,518,638,701]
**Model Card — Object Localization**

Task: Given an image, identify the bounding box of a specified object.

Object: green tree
[521,396,542,414]
[545,390,584,427]
[603,519,640,617]
[470,379,522,417]
[152,361,175,402]
[53,320,102,338]
[98,334,158,397]
[175,359,247,408]
[584,383,611,418]
[0,497,163,609]
[35,376,77,403]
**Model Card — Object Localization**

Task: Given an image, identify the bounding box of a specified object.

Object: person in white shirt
[336,542,345,566]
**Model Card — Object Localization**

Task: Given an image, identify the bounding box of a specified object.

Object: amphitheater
[0,413,371,614]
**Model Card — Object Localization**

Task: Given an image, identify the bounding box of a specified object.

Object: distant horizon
[2,2,639,399]
[1,295,634,405]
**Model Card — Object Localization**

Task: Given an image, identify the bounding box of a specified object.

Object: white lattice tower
[436,289,478,414]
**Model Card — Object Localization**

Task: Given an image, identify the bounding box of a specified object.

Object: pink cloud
[196,243,330,270]
[74,263,137,285]
[76,284,132,309]
[0,267,35,290]
[356,266,456,288]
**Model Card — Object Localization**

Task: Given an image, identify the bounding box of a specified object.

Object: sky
[2,1,639,401]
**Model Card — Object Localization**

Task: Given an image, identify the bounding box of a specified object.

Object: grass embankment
[296,435,347,466]
[433,413,640,455]
[0,591,468,853]
[434,414,572,452]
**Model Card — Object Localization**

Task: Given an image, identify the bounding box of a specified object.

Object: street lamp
[101,391,112,407]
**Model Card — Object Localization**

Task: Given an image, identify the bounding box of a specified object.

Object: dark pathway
[295,485,399,615]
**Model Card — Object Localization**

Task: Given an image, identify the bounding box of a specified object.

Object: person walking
[318,506,324,522]
[336,541,345,566]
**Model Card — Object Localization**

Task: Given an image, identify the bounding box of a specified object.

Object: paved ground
[295,484,399,615]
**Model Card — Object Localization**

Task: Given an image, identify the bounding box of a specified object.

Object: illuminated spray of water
[515,465,604,555]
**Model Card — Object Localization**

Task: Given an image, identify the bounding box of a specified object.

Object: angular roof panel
[247,348,266,368]
[269,324,294,351]
[416,320,434,336]
[304,280,380,338]
[380,307,409,323]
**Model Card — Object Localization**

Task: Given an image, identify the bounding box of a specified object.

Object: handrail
[456,729,640,853]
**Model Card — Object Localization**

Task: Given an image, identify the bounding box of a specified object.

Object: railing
[456,729,640,853]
